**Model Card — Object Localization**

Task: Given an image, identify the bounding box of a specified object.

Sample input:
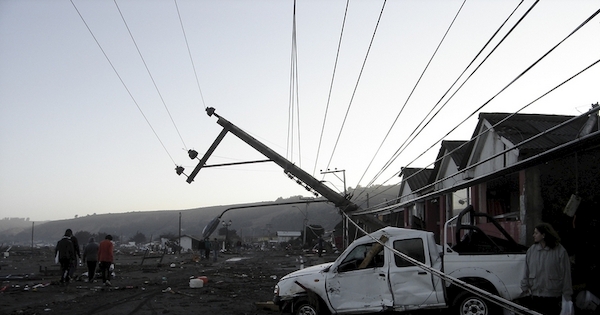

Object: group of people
[55,229,114,286]
[201,238,218,262]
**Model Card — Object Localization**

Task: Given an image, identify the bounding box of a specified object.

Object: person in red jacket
[98,234,114,286]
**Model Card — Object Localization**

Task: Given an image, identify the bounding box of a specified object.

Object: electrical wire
[173,0,207,110]
[287,0,302,167]
[368,4,600,201]
[113,0,188,150]
[354,0,470,191]
[365,0,537,190]
[355,57,600,213]
[323,0,388,173]
[353,0,538,202]
[312,0,350,177]
[69,0,176,165]
[341,211,543,315]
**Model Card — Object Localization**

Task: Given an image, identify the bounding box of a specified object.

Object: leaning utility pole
[176,108,385,246]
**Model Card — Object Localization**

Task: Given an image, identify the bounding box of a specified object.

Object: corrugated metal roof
[481,113,591,153]
[429,140,469,183]
[400,167,434,191]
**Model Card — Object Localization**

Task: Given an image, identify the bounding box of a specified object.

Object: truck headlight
[273,285,279,295]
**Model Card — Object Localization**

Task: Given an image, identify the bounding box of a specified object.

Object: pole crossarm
[187,107,386,234]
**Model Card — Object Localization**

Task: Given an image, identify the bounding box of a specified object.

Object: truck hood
[280,262,333,280]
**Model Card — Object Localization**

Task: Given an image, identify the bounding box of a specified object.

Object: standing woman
[521,222,573,315]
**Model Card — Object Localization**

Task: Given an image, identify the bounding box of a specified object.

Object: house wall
[436,153,464,190]
[180,236,201,252]
[180,237,194,252]
[424,199,441,243]
[399,183,416,204]
[521,166,544,245]
[470,127,520,179]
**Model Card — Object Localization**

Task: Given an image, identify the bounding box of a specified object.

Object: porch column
[521,166,543,245]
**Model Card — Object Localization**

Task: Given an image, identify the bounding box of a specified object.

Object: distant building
[276,231,301,243]
[179,235,202,252]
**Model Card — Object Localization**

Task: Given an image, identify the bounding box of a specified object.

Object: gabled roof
[180,235,202,241]
[430,140,469,183]
[485,113,589,149]
[461,112,594,169]
[398,167,434,198]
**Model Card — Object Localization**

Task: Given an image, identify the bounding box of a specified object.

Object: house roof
[483,112,589,150]
[461,112,595,169]
[361,108,600,215]
[179,235,202,242]
[398,167,434,198]
[429,140,469,183]
[402,168,434,190]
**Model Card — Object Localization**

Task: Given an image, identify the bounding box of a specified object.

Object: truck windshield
[338,243,384,272]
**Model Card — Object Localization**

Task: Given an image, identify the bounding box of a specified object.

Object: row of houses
[177,231,301,252]
[364,105,599,292]
[388,107,599,242]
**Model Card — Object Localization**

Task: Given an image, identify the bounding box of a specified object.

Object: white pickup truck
[273,206,528,315]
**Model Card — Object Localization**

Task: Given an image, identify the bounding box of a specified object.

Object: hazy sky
[1,0,598,221]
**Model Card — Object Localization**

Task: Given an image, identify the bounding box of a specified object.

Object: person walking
[82,237,99,282]
[55,231,75,285]
[521,222,573,315]
[198,238,205,259]
[213,238,218,262]
[64,229,81,279]
[204,238,211,261]
[98,234,114,286]
[317,236,324,257]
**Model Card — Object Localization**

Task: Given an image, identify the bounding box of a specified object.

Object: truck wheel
[453,291,499,315]
[294,299,318,315]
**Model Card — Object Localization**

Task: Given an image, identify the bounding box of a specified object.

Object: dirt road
[1,248,328,315]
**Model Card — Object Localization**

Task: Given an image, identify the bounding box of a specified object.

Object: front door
[389,238,442,309]
[325,242,392,313]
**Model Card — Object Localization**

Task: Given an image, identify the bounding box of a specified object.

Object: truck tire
[294,299,318,315]
[453,291,500,315]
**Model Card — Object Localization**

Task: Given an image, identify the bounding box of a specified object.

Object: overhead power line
[375,3,600,192]
[312,0,351,177]
[113,0,188,150]
[173,0,208,110]
[287,0,302,167]
[323,0,388,173]
[355,0,470,191]
[353,7,600,211]
[69,0,177,165]
[357,87,600,214]
[356,0,533,201]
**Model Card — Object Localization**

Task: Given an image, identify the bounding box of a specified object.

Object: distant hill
[1,185,399,245]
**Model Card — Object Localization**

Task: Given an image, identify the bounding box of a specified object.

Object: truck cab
[274,227,446,314]
[273,206,527,315]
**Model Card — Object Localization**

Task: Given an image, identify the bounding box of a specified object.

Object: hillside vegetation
[1,185,398,245]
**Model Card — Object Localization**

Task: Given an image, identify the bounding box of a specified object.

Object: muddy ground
[0,247,331,315]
